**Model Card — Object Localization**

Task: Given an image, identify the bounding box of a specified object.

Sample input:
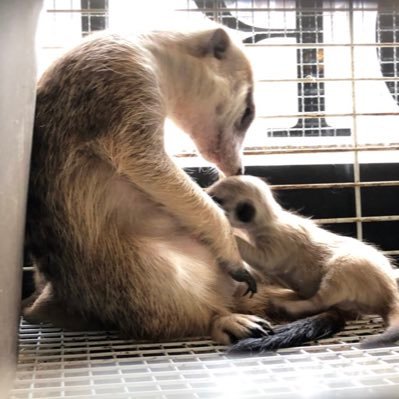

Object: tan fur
[207,175,399,347]
[23,28,274,344]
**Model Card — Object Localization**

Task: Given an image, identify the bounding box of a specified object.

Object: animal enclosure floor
[10,317,399,399]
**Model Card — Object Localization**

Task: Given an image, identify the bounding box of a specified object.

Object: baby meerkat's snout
[207,178,257,227]
[234,166,245,176]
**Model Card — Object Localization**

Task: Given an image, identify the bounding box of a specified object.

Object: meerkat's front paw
[211,314,274,345]
[219,260,257,296]
[229,268,257,296]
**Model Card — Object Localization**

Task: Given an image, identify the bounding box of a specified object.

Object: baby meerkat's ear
[236,201,256,223]
[208,28,230,59]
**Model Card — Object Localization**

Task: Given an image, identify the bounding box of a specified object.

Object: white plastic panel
[11,317,399,398]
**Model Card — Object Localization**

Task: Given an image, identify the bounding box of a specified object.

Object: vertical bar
[349,0,363,240]
[0,1,43,396]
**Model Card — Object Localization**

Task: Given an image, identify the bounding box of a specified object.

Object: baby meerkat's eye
[235,201,256,223]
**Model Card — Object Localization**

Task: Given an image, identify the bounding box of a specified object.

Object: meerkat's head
[206,176,280,230]
[164,27,254,176]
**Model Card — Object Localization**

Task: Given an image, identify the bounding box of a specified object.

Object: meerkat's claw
[229,269,257,297]
[212,314,272,345]
[257,319,274,334]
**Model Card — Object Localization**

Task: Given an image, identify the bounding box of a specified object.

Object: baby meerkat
[208,175,399,348]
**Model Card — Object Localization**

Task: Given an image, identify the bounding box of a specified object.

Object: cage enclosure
[7,1,399,398]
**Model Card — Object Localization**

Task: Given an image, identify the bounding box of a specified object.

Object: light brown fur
[23,28,277,344]
[207,175,399,347]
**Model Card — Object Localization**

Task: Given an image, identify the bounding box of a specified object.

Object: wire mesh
[10,317,399,399]
[80,0,108,37]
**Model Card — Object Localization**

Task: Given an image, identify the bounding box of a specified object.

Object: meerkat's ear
[207,28,230,59]
[236,201,256,223]
[189,28,230,59]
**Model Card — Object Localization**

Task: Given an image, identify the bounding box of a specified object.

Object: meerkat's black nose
[234,166,245,175]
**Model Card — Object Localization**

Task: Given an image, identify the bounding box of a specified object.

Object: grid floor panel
[10,317,399,399]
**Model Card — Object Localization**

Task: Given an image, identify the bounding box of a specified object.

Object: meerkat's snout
[234,166,245,176]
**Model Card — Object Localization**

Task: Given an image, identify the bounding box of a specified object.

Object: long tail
[228,310,346,354]
[361,308,399,349]
[360,326,399,349]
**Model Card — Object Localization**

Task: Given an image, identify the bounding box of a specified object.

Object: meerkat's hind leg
[22,282,104,331]
[21,290,41,312]
[274,295,327,318]
[272,281,348,318]
[211,314,274,345]
[20,266,48,311]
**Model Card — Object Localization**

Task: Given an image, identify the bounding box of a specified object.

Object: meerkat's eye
[237,90,255,131]
[241,106,253,124]
[235,201,256,223]
[238,106,254,131]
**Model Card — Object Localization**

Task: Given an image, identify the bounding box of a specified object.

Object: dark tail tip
[228,310,346,355]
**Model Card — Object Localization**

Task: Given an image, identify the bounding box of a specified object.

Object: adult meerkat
[23,27,274,344]
[207,175,399,348]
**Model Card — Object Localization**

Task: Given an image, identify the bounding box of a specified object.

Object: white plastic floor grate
[10,317,399,399]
